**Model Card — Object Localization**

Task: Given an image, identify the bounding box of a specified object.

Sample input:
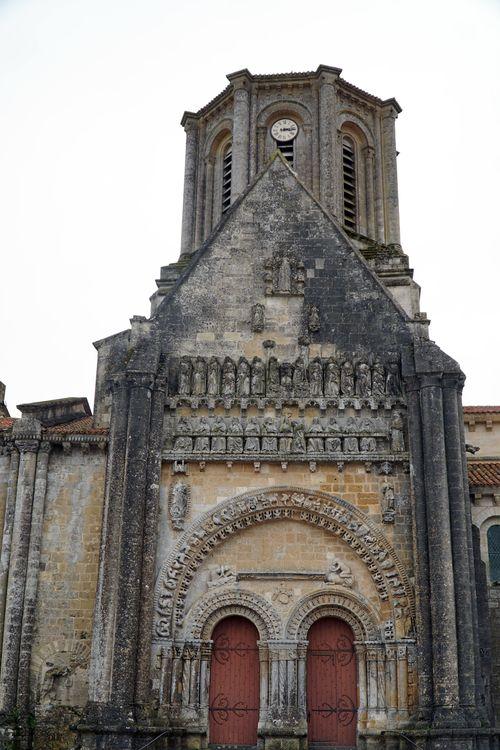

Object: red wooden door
[209,616,260,746]
[306,617,357,748]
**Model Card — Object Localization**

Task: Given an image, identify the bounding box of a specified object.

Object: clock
[271,118,298,142]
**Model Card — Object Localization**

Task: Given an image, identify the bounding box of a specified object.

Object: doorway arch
[306,617,357,748]
[209,616,260,746]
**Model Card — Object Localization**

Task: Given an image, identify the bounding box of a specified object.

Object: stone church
[0,65,498,750]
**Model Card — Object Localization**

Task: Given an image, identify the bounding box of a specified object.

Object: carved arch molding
[154,487,414,639]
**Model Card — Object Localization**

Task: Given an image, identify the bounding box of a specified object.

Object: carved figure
[391,412,405,452]
[251,303,265,332]
[291,421,306,453]
[221,358,236,397]
[207,564,237,588]
[325,436,342,452]
[360,436,377,452]
[309,358,323,397]
[344,416,357,433]
[386,360,402,397]
[344,436,359,453]
[211,416,227,452]
[169,482,190,530]
[244,417,261,452]
[251,357,266,395]
[381,479,397,523]
[308,305,320,332]
[307,417,324,453]
[173,417,192,451]
[267,356,280,395]
[324,358,340,397]
[340,360,355,396]
[280,362,293,392]
[325,560,355,588]
[191,357,207,396]
[372,360,386,397]
[277,254,292,292]
[207,357,221,396]
[237,358,251,397]
[272,583,294,605]
[292,357,307,394]
[279,414,293,452]
[355,361,371,397]
[40,644,89,706]
[178,358,192,395]
[227,417,243,453]
[194,417,210,452]
[262,418,278,452]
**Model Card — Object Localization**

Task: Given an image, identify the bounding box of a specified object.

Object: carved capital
[39,441,52,455]
[16,439,39,454]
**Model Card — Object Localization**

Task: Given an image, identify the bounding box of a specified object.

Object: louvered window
[277,140,294,166]
[221,144,232,213]
[488,525,500,582]
[342,136,357,231]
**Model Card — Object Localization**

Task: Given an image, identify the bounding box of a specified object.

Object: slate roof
[468,461,500,487]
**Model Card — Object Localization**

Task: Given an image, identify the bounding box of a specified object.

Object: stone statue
[309,358,323,397]
[372,360,385,397]
[340,360,355,396]
[325,559,355,588]
[237,357,251,397]
[360,436,377,452]
[277,254,292,292]
[221,357,236,397]
[344,436,359,453]
[244,417,261,452]
[355,361,371,397]
[251,303,265,332]
[307,417,324,453]
[261,418,278,452]
[194,417,210,452]
[279,414,293,452]
[173,417,193,451]
[291,420,306,453]
[211,416,227,452]
[251,357,266,395]
[280,362,293,392]
[391,411,405,452]
[386,360,402,397]
[207,357,221,396]
[325,435,342,452]
[191,357,207,396]
[292,357,307,394]
[381,479,396,523]
[169,482,190,530]
[267,356,280,395]
[227,417,243,453]
[324,358,340,397]
[308,305,320,332]
[178,358,192,395]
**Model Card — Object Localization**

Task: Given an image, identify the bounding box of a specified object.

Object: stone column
[364,146,376,240]
[203,160,214,241]
[0,438,39,712]
[385,646,398,716]
[230,84,250,201]
[87,376,130,704]
[405,376,433,717]
[135,367,167,710]
[355,643,368,728]
[381,105,401,245]
[110,371,154,709]
[318,74,337,215]
[0,445,20,651]
[419,374,460,718]
[17,441,51,713]
[180,114,199,257]
[442,375,477,716]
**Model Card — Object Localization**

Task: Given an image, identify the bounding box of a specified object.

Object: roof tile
[468,461,500,487]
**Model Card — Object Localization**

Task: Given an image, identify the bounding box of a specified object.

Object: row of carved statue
[168,413,405,454]
[175,355,403,399]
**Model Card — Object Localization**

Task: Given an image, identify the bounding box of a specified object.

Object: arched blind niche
[488,524,500,583]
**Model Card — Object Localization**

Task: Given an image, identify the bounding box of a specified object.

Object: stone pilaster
[0,437,39,712]
[318,68,340,216]
[0,445,20,654]
[364,145,376,239]
[230,75,251,201]
[381,104,401,245]
[180,114,199,257]
[17,441,52,713]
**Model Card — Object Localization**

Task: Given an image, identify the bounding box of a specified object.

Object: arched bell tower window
[221,143,232,213]
[277,139,294,166]
[488,524,500,583]
[342,135,357,232]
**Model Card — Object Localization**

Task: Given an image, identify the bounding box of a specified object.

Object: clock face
[271,118,298,142]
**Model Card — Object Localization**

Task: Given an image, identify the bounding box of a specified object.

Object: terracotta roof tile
[44,416,107,435]
[464,406,500,414]
[0,417,14,430]
[468,461,500,487]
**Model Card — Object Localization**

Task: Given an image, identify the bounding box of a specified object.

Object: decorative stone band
[154,487,414,640]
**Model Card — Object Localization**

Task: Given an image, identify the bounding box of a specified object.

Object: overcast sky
[1,0,499,416]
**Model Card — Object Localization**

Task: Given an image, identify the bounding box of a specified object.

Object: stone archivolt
[186,589,282,640]
[154,488,414,640]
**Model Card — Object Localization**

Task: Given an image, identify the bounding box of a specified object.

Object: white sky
[1,0,499,416]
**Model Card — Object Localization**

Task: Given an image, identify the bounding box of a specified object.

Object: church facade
[0,66,498,750]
